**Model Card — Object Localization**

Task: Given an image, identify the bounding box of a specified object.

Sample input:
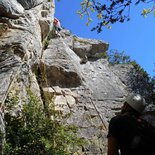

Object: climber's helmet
[126,93,146,113]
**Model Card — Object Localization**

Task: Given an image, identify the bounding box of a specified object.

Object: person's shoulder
[109,115,123,124]
[111,114,128,121]
[108,115,127,133]
[110,114,133,124]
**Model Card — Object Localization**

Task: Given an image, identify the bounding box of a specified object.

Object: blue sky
[55,0,155,77]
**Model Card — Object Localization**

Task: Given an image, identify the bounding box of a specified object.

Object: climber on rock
[107,93,155,155]
[53,17,62,36]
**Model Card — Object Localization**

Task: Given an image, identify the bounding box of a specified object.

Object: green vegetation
[77,0,155,32]
[107,49,155,104]
[151,76,155,102]
[48,0,155,32]
[131,60,155,104]
[107,49,131,65]
[4,89,85,155]
[43,39,49,50]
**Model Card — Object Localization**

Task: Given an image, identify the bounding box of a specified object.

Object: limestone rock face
[73,37,109,63]
[0,0,154,154]
[0,1,54,152]
[0,0,24,18]
[42,38,82,88]
[17,0,44,10]
[40,33,127,154]
[0,51,21,103]
[73,37,109,56]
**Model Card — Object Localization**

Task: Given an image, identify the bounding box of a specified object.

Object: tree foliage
[4,89,85,155]
[77,0,155,32]
[107,49,131,64]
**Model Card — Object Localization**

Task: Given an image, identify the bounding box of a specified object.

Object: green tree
[77,0,155,32]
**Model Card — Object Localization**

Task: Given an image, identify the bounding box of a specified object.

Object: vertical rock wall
[0,0,154,154]
[0,0,55,153]
[40,34,127,154]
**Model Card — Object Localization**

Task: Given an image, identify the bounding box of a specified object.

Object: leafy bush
[4,89,85,155]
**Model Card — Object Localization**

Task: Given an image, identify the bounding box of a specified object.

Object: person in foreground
[107,93,155,155]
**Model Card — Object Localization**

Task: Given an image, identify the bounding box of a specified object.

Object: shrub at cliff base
[4,89,85,155]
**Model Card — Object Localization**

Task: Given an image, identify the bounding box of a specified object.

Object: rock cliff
[0,0,154,154]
